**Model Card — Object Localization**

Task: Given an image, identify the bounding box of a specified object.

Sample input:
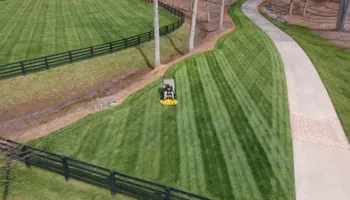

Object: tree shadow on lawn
[1,158,11,200]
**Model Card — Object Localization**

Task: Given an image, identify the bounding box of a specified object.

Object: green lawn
[266,18,350,141]
[4,1,294,199]
[0,0,177,64]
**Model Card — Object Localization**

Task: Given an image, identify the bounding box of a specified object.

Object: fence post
[69,52,73,63]
[137,35,141,44]
[165,187,172,200]
[109,42,113,53]
[166,26,169,34]
[109,170,116,196]
[62,156,70,182]
[44,57,49,69]
[90,47,94,57]
[124,39,128,49]
[21,145,31,168]
[20,61,25,75]
[172,22,175,31]
[149,32,152,41]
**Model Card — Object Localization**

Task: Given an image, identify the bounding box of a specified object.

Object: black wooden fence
[0,138,210,200]
[0,0,185,79]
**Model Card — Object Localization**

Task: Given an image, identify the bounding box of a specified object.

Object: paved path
[241,0,350,199]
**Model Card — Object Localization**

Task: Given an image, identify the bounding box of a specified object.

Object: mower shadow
[158,88,164,100]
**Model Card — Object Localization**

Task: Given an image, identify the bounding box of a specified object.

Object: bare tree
[303,0,309,16]
[336,0,350,30]
[289,0,294,16]
[189,0,198,51]
[219,0,225,30]
[153,0,161,67]
[206,0,211,22]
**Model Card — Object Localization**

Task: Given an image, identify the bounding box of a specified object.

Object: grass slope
[270,22,350,140]
[6,1,294,199]
[0,0,176,64]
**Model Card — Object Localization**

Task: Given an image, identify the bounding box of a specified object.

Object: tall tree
[189,0,198,51]
[303,0,309,16]
[153,0,161,67]
[336,0,350,30]
[206,0,211,22]
[289,0,294,16]
[219,0,225,29]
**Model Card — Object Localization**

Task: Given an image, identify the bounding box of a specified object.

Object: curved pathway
[242,0,350,199]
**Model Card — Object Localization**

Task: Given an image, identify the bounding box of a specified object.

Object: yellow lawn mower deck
[160,79,178,106]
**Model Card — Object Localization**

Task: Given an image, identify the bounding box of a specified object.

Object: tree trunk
[189,0,198,51]
[336,0,350,30]
[153,0,161,67]
[219,0,225,30]
[289,0,294,16]
[206,0,211,22]
[303,0,309,16]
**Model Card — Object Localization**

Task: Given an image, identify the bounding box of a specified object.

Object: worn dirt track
[2,2,234,142]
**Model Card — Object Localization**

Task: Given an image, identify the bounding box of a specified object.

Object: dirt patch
[0,68,151,137]
[1,1,234,142]
[259,0,350,48]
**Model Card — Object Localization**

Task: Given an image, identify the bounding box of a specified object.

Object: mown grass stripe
[186,57,235,200]
[0,0,34,60]
[214,50,285,168]
[158,97,179,184]
[72,0,97,47]
[23,0,47,60]
[8,0,43,61]
[219,37,274,131]
[134,88,163,179]
[175,64,207,194]
[207,51,278,199]
[203,51,264,199]
[196,53,260,199]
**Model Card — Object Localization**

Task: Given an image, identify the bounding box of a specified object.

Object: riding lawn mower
[160,79,178,106]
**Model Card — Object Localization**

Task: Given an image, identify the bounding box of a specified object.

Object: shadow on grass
[135,47,154,69]
[167,36,186,55]
[1,159,11,200]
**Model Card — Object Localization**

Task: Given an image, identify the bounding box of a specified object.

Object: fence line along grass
[0,23,196,118]
[19,1,294,199]
[0,138,210,200]
[0,1,184,79]
[0,0,177,65]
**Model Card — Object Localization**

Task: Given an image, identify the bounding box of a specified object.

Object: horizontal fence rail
[0,138,210,200]
[0,0,185,79]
